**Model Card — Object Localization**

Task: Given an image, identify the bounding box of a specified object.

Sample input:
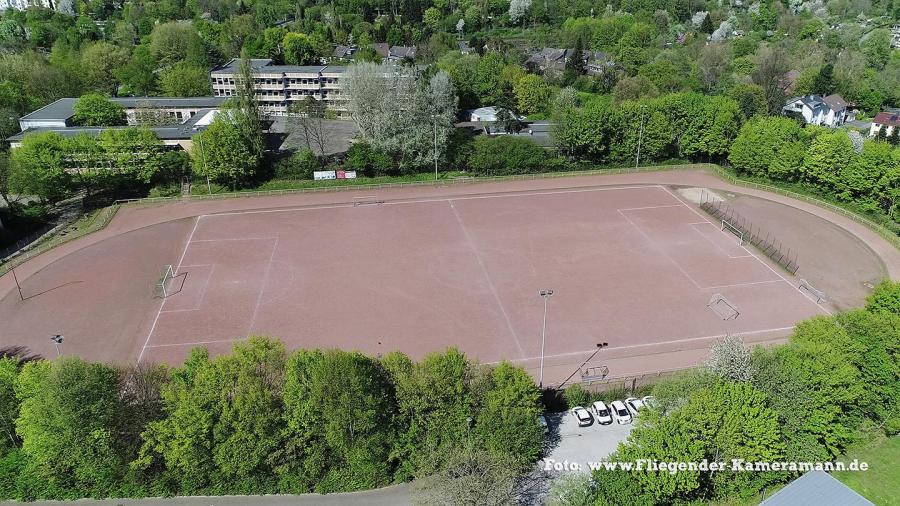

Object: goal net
[799,279,828,303]
[721,219,746,246]
[154,265,176,298]
[707,293,740,320]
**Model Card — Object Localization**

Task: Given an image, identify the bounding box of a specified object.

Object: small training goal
[798,279,828,304]
[707,293,740,320]
[154,265,176,298]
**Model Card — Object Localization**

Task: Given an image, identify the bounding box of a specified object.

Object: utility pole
[635,105,645,169]
[539,289,554,389]
[432,114,439,181]
[11,266,23,301]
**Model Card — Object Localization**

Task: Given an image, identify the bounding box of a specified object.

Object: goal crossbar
[721,219,746,245]
[154,265,176,298]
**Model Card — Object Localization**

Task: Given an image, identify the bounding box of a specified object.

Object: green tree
[728,117,805,179]
[116,45,158,96]
[699,13,714,34]
[279,349,395,493]
[79,41,129,94]
[812,64,835,96]
[158,62,212,97]
[474,362,543,466]
[801,130,855,190]
[134,338,286,494]
[282,33,319,65]
[513,74,551,116]
[866,279,900,314]
[15,358,127,497]
[72,93,126,127]
[8,131,74,203]
[862,29,891,70]
[191,117,259,187]
[468,136,552,176]
[149,21,209,68]
[0,357,20,455]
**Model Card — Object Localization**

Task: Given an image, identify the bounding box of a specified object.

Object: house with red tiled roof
[869,111,900,137]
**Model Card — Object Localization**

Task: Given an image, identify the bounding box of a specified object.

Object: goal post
[154,265,175,298]
[721,219,746,245]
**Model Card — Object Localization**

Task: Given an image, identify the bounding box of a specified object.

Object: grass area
[0,205,119,276]
[833,435,900,505]
[189,171,470,195]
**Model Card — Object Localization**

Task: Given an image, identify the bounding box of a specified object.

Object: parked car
[609,400,632,424]
[592,400,614,425]
[571,406,594,427]
[625,397,645,417]
[641,395,656,409]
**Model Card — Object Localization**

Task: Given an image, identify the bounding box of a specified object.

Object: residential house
[782,94,849,127]
[372,44,417,62]
[525,48,613,76]
[869,111,900,137]
[332,45,357,61]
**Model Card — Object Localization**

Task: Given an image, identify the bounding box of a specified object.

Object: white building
[209,59,347,117]
[782,94,849,128]
[869,111,900,137]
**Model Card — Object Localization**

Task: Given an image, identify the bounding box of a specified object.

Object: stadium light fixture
[50,334,64,357]
[539,289,554,389]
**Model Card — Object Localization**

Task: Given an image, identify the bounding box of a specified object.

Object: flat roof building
[17,97,226,131]
[209,58,348,117]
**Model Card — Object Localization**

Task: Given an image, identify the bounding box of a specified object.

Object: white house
[469,107,511,123]
[869,111,900,137]
[782,94,849,127]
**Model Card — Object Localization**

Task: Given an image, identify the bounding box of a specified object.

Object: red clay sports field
[5,169,892,383]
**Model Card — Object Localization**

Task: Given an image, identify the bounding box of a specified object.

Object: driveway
[541,410,634,474]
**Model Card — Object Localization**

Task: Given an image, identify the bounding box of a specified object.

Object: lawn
[833,435,900,505]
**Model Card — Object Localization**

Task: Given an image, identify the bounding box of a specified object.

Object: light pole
[635,104,645,169]
[431,113,439,181]
[50,334,64,357]
[539,289,554,389]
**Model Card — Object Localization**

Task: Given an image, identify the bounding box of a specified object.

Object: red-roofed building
[869,111,900,137]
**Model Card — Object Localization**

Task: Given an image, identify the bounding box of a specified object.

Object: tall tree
[72,93,126,127]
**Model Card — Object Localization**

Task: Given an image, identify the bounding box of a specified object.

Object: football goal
[707,293,740,320]
[154,265,176,298]
[721,219,746,246]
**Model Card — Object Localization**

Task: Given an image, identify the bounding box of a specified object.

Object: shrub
[273,149,320,179]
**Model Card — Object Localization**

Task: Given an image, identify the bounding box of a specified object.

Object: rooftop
[20,96,226,122]
[759,471,873,506]
[210,58,348,75]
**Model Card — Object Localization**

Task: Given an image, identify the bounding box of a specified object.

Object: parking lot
[541,410,634,474]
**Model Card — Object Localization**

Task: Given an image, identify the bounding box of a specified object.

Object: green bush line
[0,341,542,501]
[0,204,119,277]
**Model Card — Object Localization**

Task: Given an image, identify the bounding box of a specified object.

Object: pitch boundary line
[659,186,831,314]
[246,236,280,337]
[449,200,526,359]
[144,337,247,349]
[617,208,703,290]
[202,184,667,219]
[490,325,798,365]
[158,264,215,314]
[138,215,202,363]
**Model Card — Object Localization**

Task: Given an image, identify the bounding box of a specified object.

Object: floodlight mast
[539,289,554,389]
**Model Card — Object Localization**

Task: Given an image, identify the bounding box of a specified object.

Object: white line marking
[158,264,215,313]
[659,186,831,314]
[189,237,279,243]
[617,204,684,211]
[138,215,201,363]
[448,200,525,359]
[617,209,703,290]
[489,326,799,365]
[144,337,246,349]
[203,184,665,218]
[246,237,279,336]
[700,279,783,290]
[689,222,757,259]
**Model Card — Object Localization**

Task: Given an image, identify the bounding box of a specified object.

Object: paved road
[9,484,411,506]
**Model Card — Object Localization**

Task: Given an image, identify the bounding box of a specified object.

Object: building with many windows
[209,59,348,117]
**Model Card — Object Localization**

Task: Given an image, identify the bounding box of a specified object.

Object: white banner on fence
[314,170,336,180]
[336,170,357,179]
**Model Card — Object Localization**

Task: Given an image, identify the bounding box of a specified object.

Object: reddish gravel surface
[1,169,895,382]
